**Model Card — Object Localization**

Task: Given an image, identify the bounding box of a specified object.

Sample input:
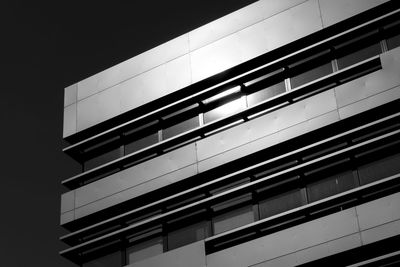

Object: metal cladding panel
[64,83,77,107]
[126,241,205,267]
[63,103,77,138]
[76,34,189,101]
[338,85,400,119]
[356,192,400,231]
[75,143,197,208]
[74,164,198,220]
[319,0,389,27]
[190,33,243,83]
[238,0,322,62]
[198,110,339,172]
[76,85,122,132]
[61,191,75,213]
[188,0,308,51]
[196,90,337,162]
[335,48,400,108]
[60,210,74,225]
[360,219,400,245]
[165,54,192,96]
[206,208,359,267]
[252,234,361,267]
[119,63,167,114]
[294,233,362,266]
[190,0,322,83]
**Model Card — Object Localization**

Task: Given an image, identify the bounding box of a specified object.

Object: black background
[0,0,257,266]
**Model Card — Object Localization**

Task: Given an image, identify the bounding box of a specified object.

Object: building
[60,0,400,266]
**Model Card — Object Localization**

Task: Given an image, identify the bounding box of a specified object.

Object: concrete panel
[77,85,122,132]
[120,63,166,114]
[77,34,189,101]
[198,110,339,172]
[335,48,400,108]
[60,210,74,225]
[338,85,400,119]
[206,208,359,267]
[63,103,76,138]
[196,90,336,162]
[356,192,400,231]
[61,191,75,213]
[64,83,77,107]
[190,33,243,83]
[188,0,308,51]
[238,0,322,62]
[126,240,205,267]
[252,233,361,267]
[319,0,389,27]
[360,219,400,245]
[165,54,192,95]
[75,143,197,208]
[294,233,362,265]
[74,164,198,219]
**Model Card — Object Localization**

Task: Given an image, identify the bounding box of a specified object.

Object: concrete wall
[61,46,400,225]
[120,191,400,267]
[63,0,388,138]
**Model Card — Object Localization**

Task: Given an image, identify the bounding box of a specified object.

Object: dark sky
[0,0,256,266]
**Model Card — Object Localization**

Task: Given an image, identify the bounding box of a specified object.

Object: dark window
[163,116,199,140]
[307,170,357,202]
[247,82,286,106]
[213,205,254,235]
[125,132,159,155]
[167,221,209,250]
[126,236,163,264]
[84,147,122,171]
[387,33,400,50]
[337,43,381,69]
[290,62,333,89]
[358,153,400,185]
[259,189,303,219]
[204,97,245,124]
[82,250,122,267]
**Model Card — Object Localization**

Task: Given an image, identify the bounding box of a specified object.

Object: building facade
[60,0,400,266]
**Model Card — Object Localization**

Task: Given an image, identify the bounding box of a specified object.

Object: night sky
[1,1,257,266]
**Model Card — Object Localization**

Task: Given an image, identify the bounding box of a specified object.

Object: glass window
[213,205,254,235]
[125,132,159,155]
[83,250,122,267]
[84,147,122,171]
[358,153,400,185]
[387,33,400,50]
[307,170,356,203]
[247,82,286,106]
[163,116,199,140]
[290,63,333,89]
[259,189,303,220]
[204,97,246,124]
[167,221,209,251]
[126,236,163,264]
[337,43,381,70]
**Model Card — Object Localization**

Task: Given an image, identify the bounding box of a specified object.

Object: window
[358,153,400,185]
[258,189,303,219]
[167,221,210,250]
[82,250,122,267]
[337,44,382,69]
[290,63,333,89]
[125,132,159,155]
[126,236,163,264]
[204,97,246,123]
[163,116,199,139]
[307,170,357,203]
[84,147,122,171]
[213,205,254,235]
[247,82,286,106]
